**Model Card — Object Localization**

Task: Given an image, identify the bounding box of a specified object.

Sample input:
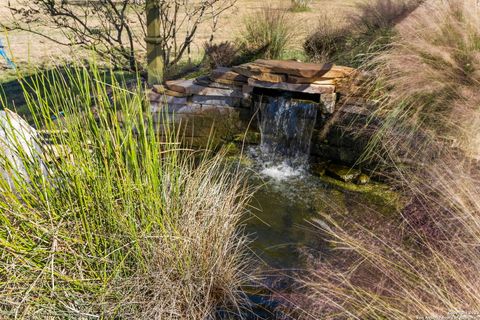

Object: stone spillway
[149,59,373,166]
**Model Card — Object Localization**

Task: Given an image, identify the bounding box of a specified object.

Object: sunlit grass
[300,1,480,319]
[0,62,252,318]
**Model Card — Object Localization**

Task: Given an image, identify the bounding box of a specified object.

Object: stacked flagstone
[149,59,366,148]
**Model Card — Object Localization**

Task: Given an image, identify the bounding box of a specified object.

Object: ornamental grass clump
[368,0,480,160]
[300,1,480,319]
[304,0,421,66]
[0,64,251,318]
[239,5,295,60]
[289,0,312,12]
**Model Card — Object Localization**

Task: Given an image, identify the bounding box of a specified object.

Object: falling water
[255,96,318,180]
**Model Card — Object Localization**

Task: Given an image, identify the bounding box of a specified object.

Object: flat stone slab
[194,76,237,90]
[247,78,335,94]
[211,67,248,82]
[250,72,287,83]
[233,60,355,83]
[249,59,355,83]
[191,95,242,107]
[165,80,243,98]
[152,103,203,115]
[164,80,191,93]
[232,63,268,77]
[211,78,247,87]
[150,93,188,105]
[287,76,337,85]
[151,86,190,97]
[254,59,356,79]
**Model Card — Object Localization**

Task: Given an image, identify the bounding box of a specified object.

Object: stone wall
[149,59,375,167]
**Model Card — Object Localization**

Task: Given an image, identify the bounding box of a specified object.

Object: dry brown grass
[238,5,296,59]
[299,1,480,319]
[368,0,480,160]
[0,0,361,74]
[353,0,421,31]
[0,64,253,318]
[304,0,421,65]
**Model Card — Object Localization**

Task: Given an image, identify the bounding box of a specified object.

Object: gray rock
[0,109,46,190]
[326,164,361,183]
[150,94,188,105]
[191,95,242,107]
[320,93,337,114]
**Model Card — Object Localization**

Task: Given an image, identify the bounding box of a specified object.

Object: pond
[226,95,398,318]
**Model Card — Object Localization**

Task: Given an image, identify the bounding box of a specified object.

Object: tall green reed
[0,63,251,318]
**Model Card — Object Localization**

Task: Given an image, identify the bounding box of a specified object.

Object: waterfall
[255,96,318,179]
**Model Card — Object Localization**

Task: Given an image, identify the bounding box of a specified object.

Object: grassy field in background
[0,0,358,115]
[0,0,360,80]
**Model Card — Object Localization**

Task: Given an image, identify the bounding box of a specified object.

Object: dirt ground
[0,0,360,81]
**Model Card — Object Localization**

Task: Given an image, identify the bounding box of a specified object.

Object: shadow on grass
[1,67,138,123]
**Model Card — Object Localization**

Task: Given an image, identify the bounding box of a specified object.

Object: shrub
[203,41,239,69]
[303,14,352,63]
[239,5,295,60]
[0,64,252,318]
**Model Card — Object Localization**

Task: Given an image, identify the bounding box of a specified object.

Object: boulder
[0,109,46,190]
